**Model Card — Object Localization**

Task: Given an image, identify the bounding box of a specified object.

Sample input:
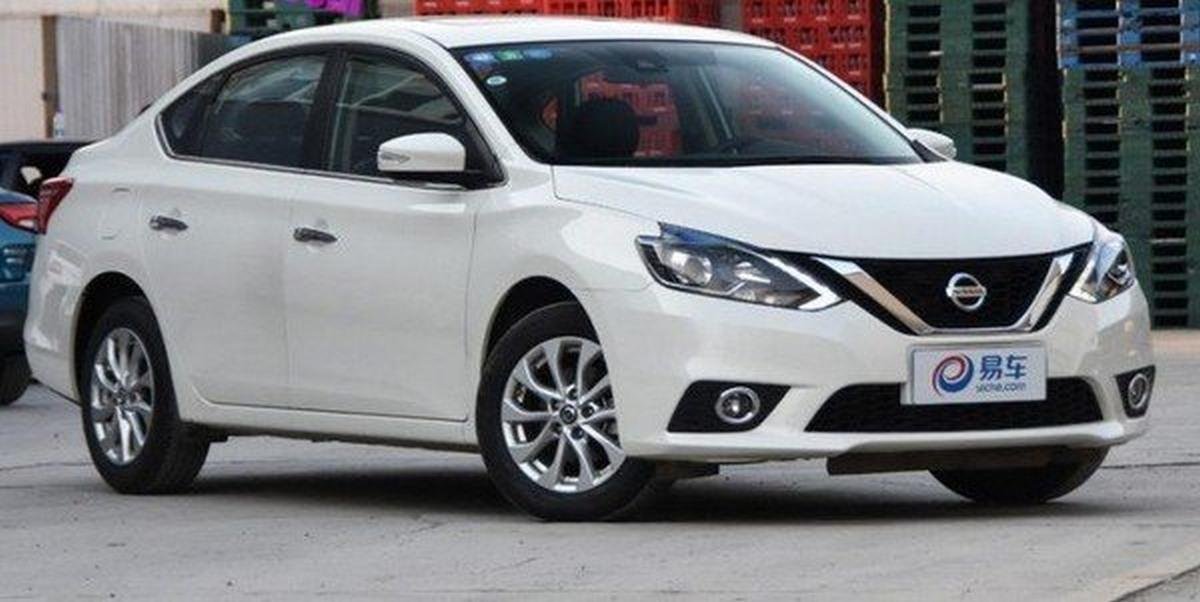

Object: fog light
[1116,366,1155,418]
[714,387,761,425]
[1126,373,1151,413]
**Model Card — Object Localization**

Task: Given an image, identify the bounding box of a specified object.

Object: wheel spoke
[574,340,602,397]
[537,437,567,488]
[513,358,560,403]
[581,407,616,425]
[117,332,134,383]
[582,424,625,466]
[127,343,146,387]
[127,410,147,448]
[502,398,553,423]
[567,435,596,489]
[510,422,557,464]
[117,412,133,463]
[540,340,567,394]
[129,400,153,422]
[104,338,122,381]
[579,374,610,406]
[93,363,120,394]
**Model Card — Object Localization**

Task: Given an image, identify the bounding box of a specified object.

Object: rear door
[141,51,330,407]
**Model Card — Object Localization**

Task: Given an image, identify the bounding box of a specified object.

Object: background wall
[54,16,230,139]
[0,17,47,140]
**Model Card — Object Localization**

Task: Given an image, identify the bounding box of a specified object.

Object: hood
[552,161,1095,259]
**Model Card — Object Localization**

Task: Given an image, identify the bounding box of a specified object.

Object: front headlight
[1069,225,1137,303]
[636,224,841,310]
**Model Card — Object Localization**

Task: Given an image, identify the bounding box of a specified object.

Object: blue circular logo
[932,355,974,395]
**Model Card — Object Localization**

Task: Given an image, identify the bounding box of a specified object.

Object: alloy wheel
[89,327,155,466]
[501,336,625,493]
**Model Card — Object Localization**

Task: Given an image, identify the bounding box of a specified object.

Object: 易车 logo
[932,355,974,395]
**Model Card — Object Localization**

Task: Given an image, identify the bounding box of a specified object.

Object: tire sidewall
[476,302,655,521]
[79,297,184,492]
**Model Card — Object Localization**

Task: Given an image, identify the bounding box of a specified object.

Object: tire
[79,297,209,494]
[476,302,660,521]
[0,354,30,406]
[932,448,1108,505]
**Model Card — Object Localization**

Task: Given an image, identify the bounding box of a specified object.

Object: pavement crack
[1102,461,1200,470]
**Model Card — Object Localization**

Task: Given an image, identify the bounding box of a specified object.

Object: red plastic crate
[740,0,883,104]
[622,0,718,26]
[543,0,620,15]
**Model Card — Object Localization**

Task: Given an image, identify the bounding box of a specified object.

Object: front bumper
[584,283,1153,462]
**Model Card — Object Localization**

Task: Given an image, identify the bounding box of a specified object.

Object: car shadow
[186,463,1135,524]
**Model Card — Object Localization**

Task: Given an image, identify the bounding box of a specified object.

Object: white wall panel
[0,17,47,141]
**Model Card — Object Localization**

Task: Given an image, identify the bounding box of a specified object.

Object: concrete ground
[2,332,1199,601]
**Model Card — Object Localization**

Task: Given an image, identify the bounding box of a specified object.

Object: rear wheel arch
[74,272,152,385]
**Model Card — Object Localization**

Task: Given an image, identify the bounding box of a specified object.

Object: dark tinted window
[326,55,472,177]
[197,55,325,168]
[457,42,922,166]
[160,76,220,155]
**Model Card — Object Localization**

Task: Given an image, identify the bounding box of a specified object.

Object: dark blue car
[0,140,89,406]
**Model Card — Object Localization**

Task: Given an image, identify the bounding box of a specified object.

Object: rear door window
[195,55,326,168]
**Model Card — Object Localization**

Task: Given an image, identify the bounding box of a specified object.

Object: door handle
[149,215,188,232]
[293,226,338,244]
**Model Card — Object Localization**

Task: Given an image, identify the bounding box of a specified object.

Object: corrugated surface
[0,0,222,32]
[0,17,47,141]
[54,16,231,139]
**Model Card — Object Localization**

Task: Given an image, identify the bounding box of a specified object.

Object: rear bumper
[583,282,1154,462]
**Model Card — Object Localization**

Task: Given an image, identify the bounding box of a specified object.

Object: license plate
[909,345,1046,405]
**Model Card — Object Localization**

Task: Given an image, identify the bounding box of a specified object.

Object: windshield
[455,41,923,167]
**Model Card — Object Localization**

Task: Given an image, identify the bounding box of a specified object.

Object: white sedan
[25,17,1153,520]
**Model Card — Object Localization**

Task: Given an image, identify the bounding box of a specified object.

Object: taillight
[0,202,38,233]
[37,177,74,234]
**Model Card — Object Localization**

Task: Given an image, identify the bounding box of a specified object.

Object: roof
[281,16,772,49]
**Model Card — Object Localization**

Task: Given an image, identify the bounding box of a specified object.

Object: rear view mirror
[908,128,957,160]
[377,133,467,175]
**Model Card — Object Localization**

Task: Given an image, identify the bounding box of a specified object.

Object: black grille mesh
[853,254,1055,329]
[806,378,1103,433]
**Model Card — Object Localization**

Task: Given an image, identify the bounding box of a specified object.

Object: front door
[283,51,487,419]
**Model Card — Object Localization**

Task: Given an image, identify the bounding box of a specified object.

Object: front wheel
[476,302,659,521]
[932,448,1108,504]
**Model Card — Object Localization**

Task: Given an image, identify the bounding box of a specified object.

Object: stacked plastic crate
[885,1,1061,195]
[228,0,359,38]
[741,0,885,103]
[1060,0,1200,327]
[414,0,718,25]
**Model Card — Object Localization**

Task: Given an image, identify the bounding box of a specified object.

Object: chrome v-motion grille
[791,246,1089,335]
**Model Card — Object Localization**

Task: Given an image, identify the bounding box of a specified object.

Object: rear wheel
[477,302,659,521]
[0,354,30,406]
[80,297,209,494]
[932,448,1108,504]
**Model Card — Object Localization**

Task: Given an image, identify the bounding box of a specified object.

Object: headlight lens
[1069,226,1137,303]
[636,224,841,310]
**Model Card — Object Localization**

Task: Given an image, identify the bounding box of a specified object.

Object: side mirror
[377,132,467,175]
[908,128,957,160]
